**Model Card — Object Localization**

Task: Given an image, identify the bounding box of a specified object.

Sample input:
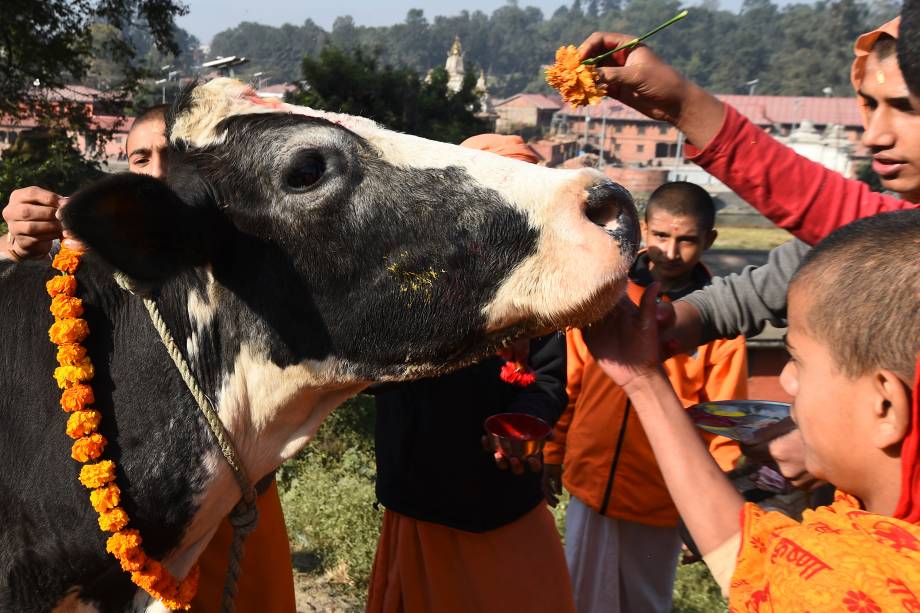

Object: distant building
[255,83,297,100]
[445,36,465,94]
[528,137,579,166]
[493,93,561,134]
[0,85,132,165]
[553,94,865,170]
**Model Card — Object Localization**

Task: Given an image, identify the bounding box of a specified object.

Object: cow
[0,78,638,612]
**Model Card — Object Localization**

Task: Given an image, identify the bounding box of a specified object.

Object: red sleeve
[685,104,914,245]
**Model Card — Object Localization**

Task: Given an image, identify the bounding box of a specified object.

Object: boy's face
[860,51,920,202]
[642,209,715,283]
[126,116,169,179]
[780,289,873,493]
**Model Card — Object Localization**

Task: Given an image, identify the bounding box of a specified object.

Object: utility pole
[155,66,179,104]
[583,107,591,154]
[598,108,607,167]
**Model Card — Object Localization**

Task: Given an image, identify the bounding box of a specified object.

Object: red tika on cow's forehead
[170,78,379,148]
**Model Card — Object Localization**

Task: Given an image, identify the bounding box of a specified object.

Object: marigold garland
[545,45,607,107]
[66,409,101,439]
[48,246,199,609]
[61,384,94,412]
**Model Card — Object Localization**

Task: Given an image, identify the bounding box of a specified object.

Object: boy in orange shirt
[586,209,920,611]
[543,182,747,612]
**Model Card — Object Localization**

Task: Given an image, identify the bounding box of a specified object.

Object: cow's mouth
[585,182,640,258]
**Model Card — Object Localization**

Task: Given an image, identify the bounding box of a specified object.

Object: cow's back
[0,257,215,611]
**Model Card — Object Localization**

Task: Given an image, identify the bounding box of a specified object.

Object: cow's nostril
[586,182,630,228]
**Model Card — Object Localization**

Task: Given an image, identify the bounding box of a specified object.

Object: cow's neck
[149,268,368,577]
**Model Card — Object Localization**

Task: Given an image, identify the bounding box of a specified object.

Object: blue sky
[177,0,800,46]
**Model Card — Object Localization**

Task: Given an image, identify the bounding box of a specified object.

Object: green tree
[0,129,103,205]
[293,45,486,143]
[207,0,892,99]
[1,1,184,119]
[211,20,327,85]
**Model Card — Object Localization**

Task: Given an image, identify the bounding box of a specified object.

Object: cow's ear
[63,173,222,285]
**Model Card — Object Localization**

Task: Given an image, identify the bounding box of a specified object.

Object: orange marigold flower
[79,459,116,489]
[66,409,101,439]
[46,275,77,297]
[52,248,82,274]
[90,483,121,513]
[545,45,607,107]
[49,318,89,345]
[50,294,84,320]
[133,559,169,592]
[98,506,130,532]
[57,343,88,366]
[54,358,94,389]
[107,530,146,571]
[60,383,94,412]
[71,433,107,462]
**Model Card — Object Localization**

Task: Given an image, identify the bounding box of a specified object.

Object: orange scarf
[851,17,901,130]
[730,360,920,611]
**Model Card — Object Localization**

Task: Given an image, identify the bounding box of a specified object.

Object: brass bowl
[484,413,552,458]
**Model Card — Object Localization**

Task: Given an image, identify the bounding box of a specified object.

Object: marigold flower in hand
[79,459,116,489]
[49,318,89,345]
[72,433,107,462]
[50,294,84,320]
[98,506,130,532]
[90,483,121,513]
[545,45,607,107]
[52,248,82,274]
[66,409,101,439]
[46,275,77,297]
[61,383,94,412]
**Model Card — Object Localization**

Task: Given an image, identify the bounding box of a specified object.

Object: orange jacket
[543,280,748,527]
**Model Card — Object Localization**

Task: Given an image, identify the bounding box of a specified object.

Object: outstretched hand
[583,283,663,390]
[575,32,725,149]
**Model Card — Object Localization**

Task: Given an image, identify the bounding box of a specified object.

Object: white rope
[141,296,258,613]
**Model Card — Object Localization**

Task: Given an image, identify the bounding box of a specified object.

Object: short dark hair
[131,104,168,130]
[899,0,920,96]
[645,181,716,231]
[791,209,920,382]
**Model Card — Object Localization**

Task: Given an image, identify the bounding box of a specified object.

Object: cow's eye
[284,151,325,192]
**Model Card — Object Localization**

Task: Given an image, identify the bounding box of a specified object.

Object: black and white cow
[0,78,638,612]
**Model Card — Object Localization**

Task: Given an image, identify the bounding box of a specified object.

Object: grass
[712,226,793,251]
[279,396,728,611]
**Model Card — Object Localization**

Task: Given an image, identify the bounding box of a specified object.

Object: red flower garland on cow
[47,247,199,610]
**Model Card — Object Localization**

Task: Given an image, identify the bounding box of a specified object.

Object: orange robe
[192,480,296,612]
[366,504,575,613]
[730,493,920,612]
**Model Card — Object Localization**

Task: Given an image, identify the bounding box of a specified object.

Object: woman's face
[860,49,920,202]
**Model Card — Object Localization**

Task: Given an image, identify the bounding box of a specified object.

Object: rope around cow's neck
[141,296,259,613]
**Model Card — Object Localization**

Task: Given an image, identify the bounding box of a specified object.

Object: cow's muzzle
[586,182,640,258]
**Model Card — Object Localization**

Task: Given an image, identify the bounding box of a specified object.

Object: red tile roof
[557,94,863,128]
[495,93,563,110]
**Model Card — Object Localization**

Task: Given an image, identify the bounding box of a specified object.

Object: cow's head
[65,78,638,382]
